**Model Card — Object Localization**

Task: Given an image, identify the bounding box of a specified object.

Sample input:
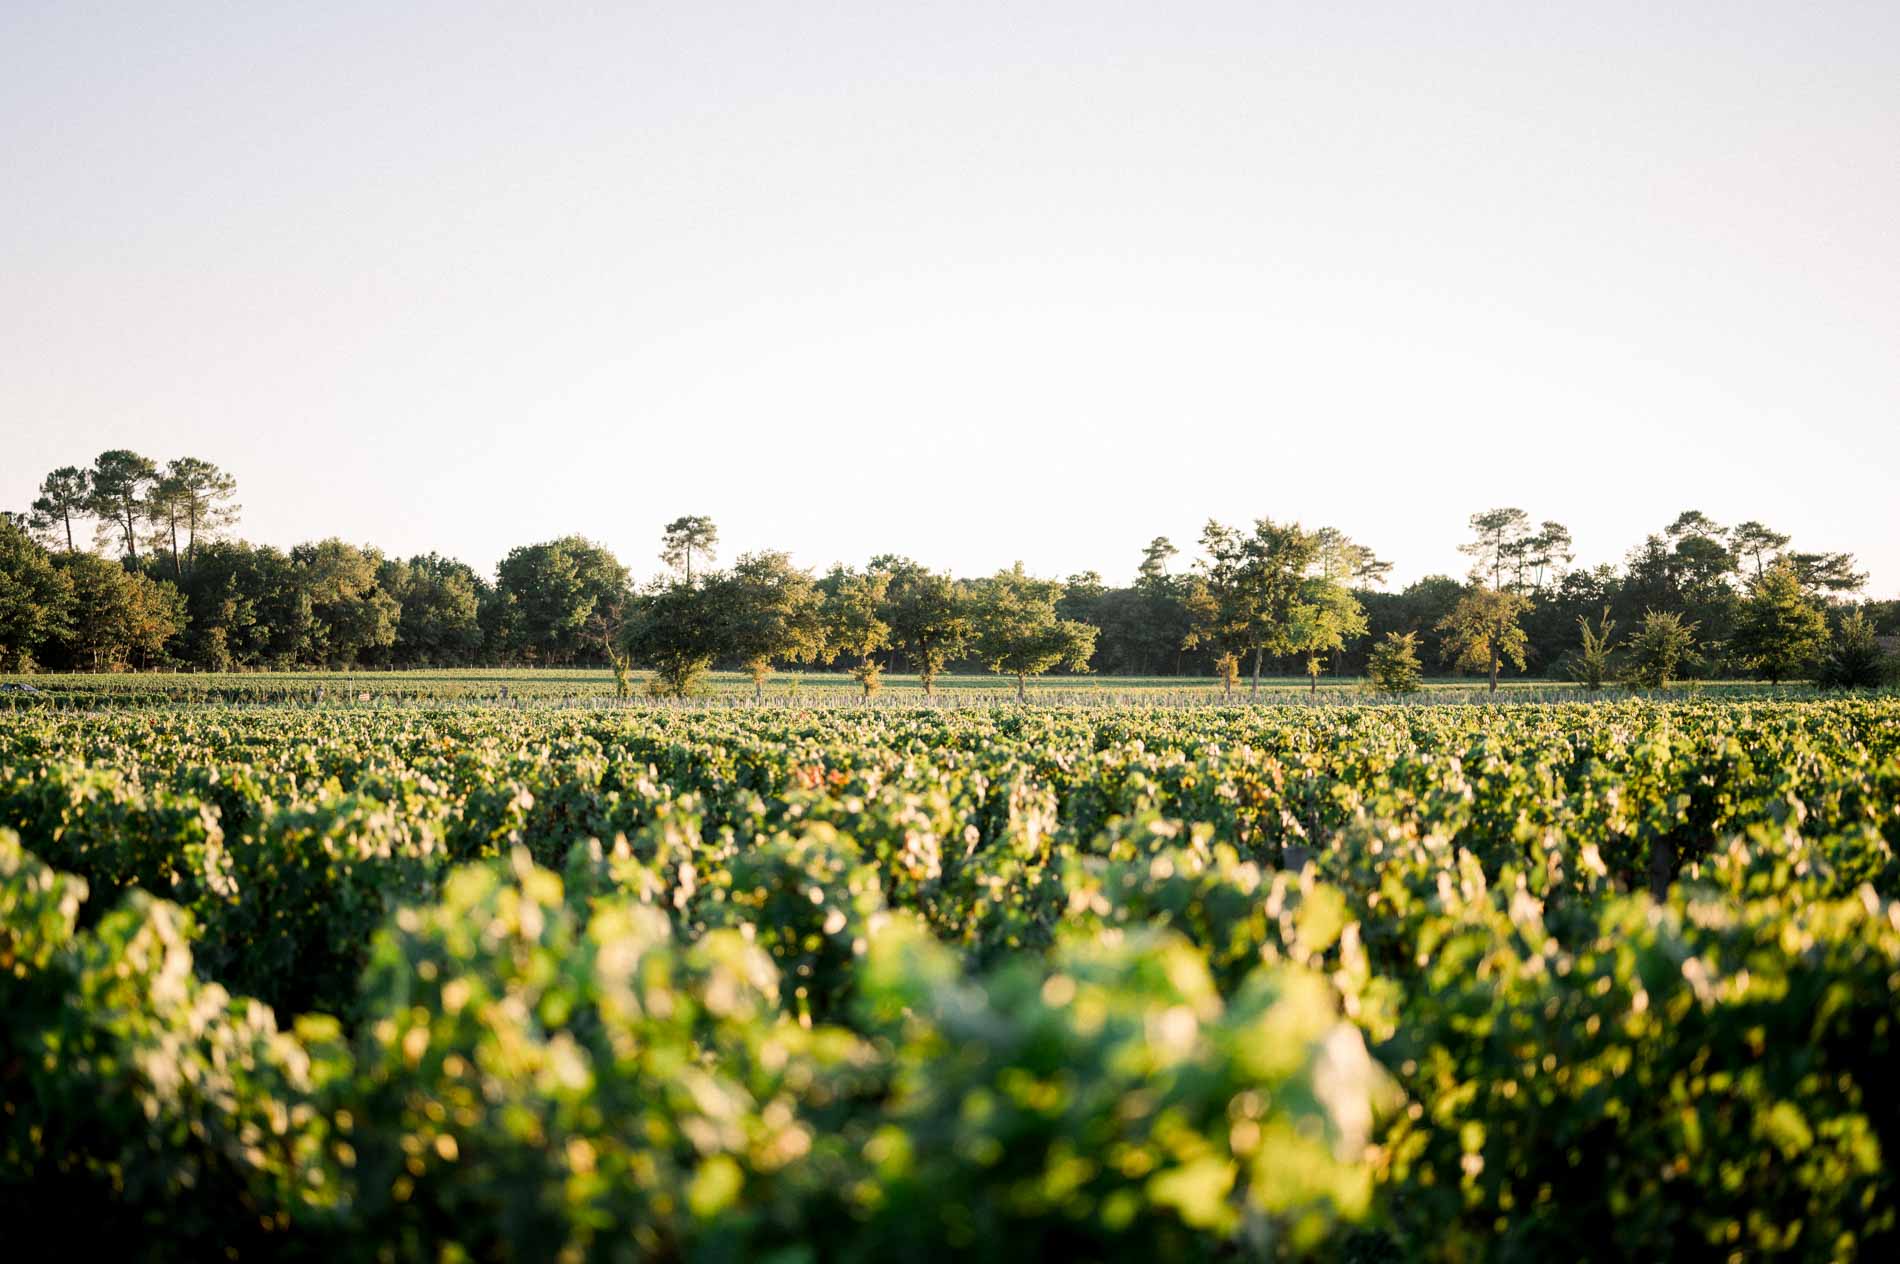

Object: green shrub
[1365,632,1423,695]
[1818,611,1890,689]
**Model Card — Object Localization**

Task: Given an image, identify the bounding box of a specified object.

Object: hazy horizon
[5,2,1897,593]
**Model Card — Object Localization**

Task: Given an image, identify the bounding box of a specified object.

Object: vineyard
[3,695,1899,1260]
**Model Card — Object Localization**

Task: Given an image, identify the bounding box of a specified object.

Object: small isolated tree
[1436,586,1531,693]
[880,560,970,695]
[1625,610,1698,689]
[970,563,1098,701]
[583,588,635,698]
[1242,519,1317,695]
[604,638,633,698]
[1731,561,1828,684]
[1285,577,1366,697]
[623,581,721,698]
[1211,650,1241,696]
[1567,608,1618,690]
[1816,611,1889,690]
[28,466,91,553]
[1366,631,1423,695]
[719,551,826,699]
[819,566,891,698]
[660,516,719,585]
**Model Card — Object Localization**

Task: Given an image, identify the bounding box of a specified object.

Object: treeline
[3,452,1896,689]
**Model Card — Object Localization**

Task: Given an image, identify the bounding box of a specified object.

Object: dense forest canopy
[3,449,1894,691]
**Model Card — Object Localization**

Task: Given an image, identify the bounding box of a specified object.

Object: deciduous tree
[1436,586,1531,693]
[0,521,75,671]
[291,540,400,668]
[879,560,970,695]
[719,551,827,698]
[1184,524,1248,694]
[380,554,486,666]
[1057,571,1108,627]
[1285,575,1366,697]
[493,537,630,665]
[969,563,1097,701]
[52,552,185,670]
[1179,574,1236,695]
[819,566,892,698]
[173,540,307,669]
[1192,518,1317,696]
[623,580,721,697]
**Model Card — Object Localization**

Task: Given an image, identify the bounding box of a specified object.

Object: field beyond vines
[0,665,1821,709]
[3,694,1898,1260]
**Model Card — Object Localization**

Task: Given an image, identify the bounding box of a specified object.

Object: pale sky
[4,1,1897,593]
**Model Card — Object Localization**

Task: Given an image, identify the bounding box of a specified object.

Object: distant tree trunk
[1016,672,1027,702]
[119,498,139,562]
[1489,639,1500,693]
[1251,646,1263,698]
